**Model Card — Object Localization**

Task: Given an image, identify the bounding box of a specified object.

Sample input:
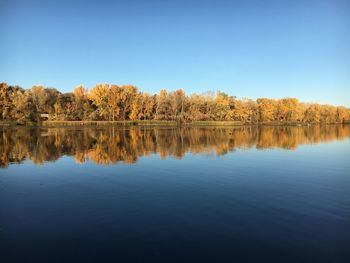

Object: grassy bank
[41,120,178,127]
[258,121,314,126]
[0,121,13,126]
[0,121,37,126]
[190,121,244,126]
[43,120,246,127]
[1,120,244,127]
[1,120,348,127]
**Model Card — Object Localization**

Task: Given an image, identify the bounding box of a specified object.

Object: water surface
[1,125,349,262]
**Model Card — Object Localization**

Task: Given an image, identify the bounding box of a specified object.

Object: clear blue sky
[1,0,349,106]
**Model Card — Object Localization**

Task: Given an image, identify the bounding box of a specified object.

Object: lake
[0,125,349,262]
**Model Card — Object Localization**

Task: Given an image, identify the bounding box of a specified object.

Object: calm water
[0,125,349,262]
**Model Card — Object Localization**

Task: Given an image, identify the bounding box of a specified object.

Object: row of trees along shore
[1,82,349,124]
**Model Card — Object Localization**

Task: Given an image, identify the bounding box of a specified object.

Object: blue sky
[1,0,349,106]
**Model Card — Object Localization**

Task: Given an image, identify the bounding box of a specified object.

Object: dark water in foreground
[0,125,349,262]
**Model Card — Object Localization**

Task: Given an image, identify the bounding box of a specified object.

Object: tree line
[1,125,349,168]
[1,82,349,123]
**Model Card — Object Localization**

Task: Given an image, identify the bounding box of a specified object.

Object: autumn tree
[231,98,258,122]
[336,106,349,123]
[142,93,156,120]
[257,98,277,122]
[130,93,143,120]
[73,85,90,120]
[10,90,38,122]
[0,83,10,120]
[108,85,122,121]
[54,93,76,120]
[187,94,205,120]
[120,85,138,120]
[275,98,299,122]
[169,89,186,121]
[88,84,110,120]
[320,105,337,123]
[304,104,321,123]
[155,89,172,120]
[214,92,230,121]
[130,92,156,120]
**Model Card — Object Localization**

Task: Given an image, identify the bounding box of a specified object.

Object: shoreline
[0,120,348,127]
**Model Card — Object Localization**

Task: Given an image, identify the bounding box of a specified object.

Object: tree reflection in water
[1,125,349,168]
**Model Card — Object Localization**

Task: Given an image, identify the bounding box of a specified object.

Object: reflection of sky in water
[0,131,349,262]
